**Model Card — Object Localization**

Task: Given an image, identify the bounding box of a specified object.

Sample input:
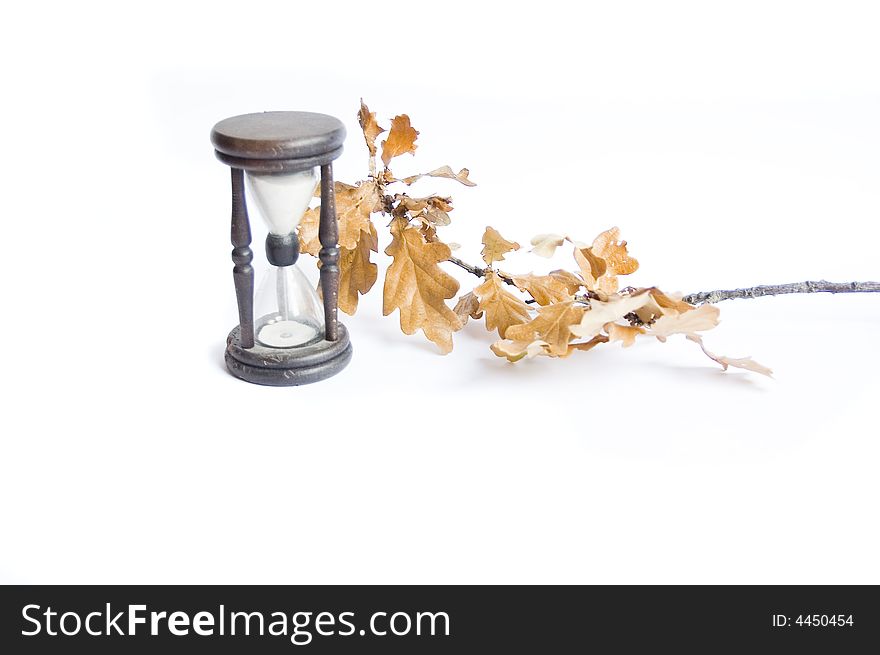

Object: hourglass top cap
[212,111,346,171]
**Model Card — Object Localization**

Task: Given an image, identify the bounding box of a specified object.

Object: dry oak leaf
[591,227,639,276]
[425,198,452,227]
[335,181,382,249]
[613,287,705,331]
[337,222,379,316]
[481,226,520,265]
[453,291,483,325]
[568,334,610,355]
[569,292,655,340]
[297,207,321,257]
[570,227,639,294]
[530,233,566,258]
[573,245,607,286]
[593,227,638,294]
[381,115,419,167]
[511,271,582,305]
[298,180,381,255]
[402,165,476,187]
[597,274,620,295]
[687,334,773,377]
[490,338,551,363]
[640,301,771,375]
[395,195,429,213]
[605,323,645,348]
[395,195,453,227]
[358,99,385,157]
[419,222,438,243]
[649,288,694,315]
[474,270,531,337]
[383,217,462,353]
[622,287,681,326]
[649,303,720,340]
[424,205,452,227]
[499,301,586,358]
[550,270,586,293]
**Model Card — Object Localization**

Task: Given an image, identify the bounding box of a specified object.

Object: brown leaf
[402,165,476,187]
[490,338,550,362]
[481,226,520,265]
[358,99,385,157]
[395,195,427,212]
[511,271,581,305]
[395,195,453,227]
[649,303,720,340]
[424,205,451,226]
[629,290,665,326]
[298,181,381,255]
[337,222,379,316]
[502,301,586,357]
[597,287,686,328]
[687,334,773,377]
[569,292,655,340]
[592,227,639,276]
[568,334,610,355]
[297,206,321,257]
[383,217,462,353]
[335,181,382,250]
[530,233,566,258]
[381,115,419,167]
[572,227,639,293]
[419,222,438,243]
[573,245,607,286]
[549,270,586,291]
[597,276,619,295]
[428,196,453,212]
[474,271,531,337]
[649,288,693,315]
[453,291,483,325]
[605,322,645,347]
[492,330,610,362]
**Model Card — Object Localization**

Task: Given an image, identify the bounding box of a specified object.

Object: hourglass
[211,111,352,385]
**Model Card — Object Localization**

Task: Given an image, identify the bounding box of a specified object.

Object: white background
[1,1,878,584]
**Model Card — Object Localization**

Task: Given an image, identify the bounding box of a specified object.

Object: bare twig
[683,280,880,305]
[447,255,486,279]
[445,256,516,286]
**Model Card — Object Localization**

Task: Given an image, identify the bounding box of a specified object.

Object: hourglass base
[225,323,352,386]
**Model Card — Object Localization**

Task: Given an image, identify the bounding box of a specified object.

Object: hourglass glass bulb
[253,264,324,348]
[244,167,324,349]
[246,168,317,235]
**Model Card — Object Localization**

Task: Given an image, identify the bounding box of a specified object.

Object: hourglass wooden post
[211,111,352,386]
[319,163,339,341]
[230,167,255,349]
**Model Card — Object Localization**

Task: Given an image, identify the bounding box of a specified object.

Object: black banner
[1,585,876,653]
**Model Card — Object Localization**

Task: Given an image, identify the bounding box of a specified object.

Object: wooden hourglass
[211,112,352,385]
